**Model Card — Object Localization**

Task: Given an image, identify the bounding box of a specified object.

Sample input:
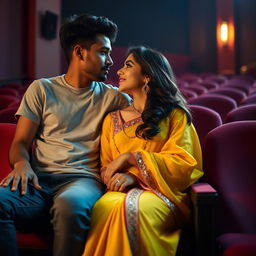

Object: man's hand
[0,160,41,195]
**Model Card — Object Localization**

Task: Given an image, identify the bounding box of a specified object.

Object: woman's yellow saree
[83,108,203,256]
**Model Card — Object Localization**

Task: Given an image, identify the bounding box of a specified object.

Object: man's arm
[0,116,41,195]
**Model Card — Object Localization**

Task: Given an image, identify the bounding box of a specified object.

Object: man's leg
[0,183,51,256]
[50,177,104,256]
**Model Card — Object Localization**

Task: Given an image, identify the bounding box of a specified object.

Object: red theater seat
[0,107,18,123]
[0,123,52,255]
[240,94,256,106]
[193,81,219,90]
[0,87,20,98]
[186,84,207,95]
[208,88,246,105]
[180,88,197,100]
[219,233,256,256]
[0,95,19,110]
[188,94,237,122]
[189,105,222,145]
[223,82,251,95]
[204,75,228,85]
[225,104,256,122]
[203,121,256,256]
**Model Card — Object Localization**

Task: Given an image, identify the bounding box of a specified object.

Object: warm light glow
[220,22,229,44]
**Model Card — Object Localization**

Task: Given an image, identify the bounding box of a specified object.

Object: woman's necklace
[132,103,143,115]
[112,111,148,154]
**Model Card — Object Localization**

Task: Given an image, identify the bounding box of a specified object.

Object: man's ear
[74,45,84,60]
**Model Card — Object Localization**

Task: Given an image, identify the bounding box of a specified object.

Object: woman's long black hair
[127,46,192,140]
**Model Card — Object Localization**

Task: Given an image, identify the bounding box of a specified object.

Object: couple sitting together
[0,13,203,256]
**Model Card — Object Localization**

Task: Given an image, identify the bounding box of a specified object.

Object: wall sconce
[220,22,229,44]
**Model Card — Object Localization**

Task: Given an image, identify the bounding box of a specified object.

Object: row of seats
[186,74,256,256]
[184,73,256,255]
[1,75,256,125]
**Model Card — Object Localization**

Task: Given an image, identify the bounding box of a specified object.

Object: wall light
[220,22,229,44]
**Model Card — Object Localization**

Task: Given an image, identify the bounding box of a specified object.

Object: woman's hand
[101,153,133,184]
[106,173,138,192]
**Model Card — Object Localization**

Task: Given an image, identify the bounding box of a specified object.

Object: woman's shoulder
[169,107,187,120]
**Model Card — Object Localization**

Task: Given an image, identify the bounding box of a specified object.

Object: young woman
[83,46,203,256]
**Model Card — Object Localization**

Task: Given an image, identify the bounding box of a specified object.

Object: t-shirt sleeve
[110,86,131,109]
[16,80,44,124]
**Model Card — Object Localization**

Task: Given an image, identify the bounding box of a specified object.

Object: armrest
[190,182,218,256]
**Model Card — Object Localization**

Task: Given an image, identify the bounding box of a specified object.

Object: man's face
[81,34,113,82]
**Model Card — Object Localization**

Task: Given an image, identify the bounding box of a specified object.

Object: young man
[0,14,130,256]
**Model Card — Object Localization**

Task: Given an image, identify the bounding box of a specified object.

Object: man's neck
[65,68,93,88]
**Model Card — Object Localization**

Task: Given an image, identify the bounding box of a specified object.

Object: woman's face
[117,53,147,94]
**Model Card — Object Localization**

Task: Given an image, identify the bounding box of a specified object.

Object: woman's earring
[144,84,150,94]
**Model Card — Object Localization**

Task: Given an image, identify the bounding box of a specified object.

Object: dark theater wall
[188,0,217,73]
[235,0,256,71]
[0,0,25,82]
[61,0,190,54]
[61,0,219,73]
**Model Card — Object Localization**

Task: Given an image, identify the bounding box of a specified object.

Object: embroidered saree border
[133,151,179,218]
[125,188,143,256]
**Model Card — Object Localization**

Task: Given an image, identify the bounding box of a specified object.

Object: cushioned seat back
[203,121,256,235]
[0,107,18,124]
[225,104,256,122]
[208,88,246,105]
[188,94,237,122]
[0,123,16,180]
[0,95,19,110]
[240,95,256,106]
[189,105,222,145]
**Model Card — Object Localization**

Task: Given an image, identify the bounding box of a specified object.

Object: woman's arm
[100,152,138,190]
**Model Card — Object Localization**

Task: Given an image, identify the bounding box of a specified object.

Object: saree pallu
[83,108,203,256]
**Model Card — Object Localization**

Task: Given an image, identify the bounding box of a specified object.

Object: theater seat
[203,121,256,256]
[0,95,19,110]
[0,87,20,98]
[225,104,256,122]
[186,85,207,95]
[223,82,251,95]
[180,88,197,100]
[193,81,219,90]
[0,123,52,256]
[240,94,256,106]
[0,107,18,123]
[188,94,237,122]
[189,105,222,145]
[219,233,256,256]
[208,88,246,105]
[204,75,227,84]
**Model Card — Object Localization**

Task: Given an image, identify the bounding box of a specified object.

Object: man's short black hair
[59,13,118,63]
